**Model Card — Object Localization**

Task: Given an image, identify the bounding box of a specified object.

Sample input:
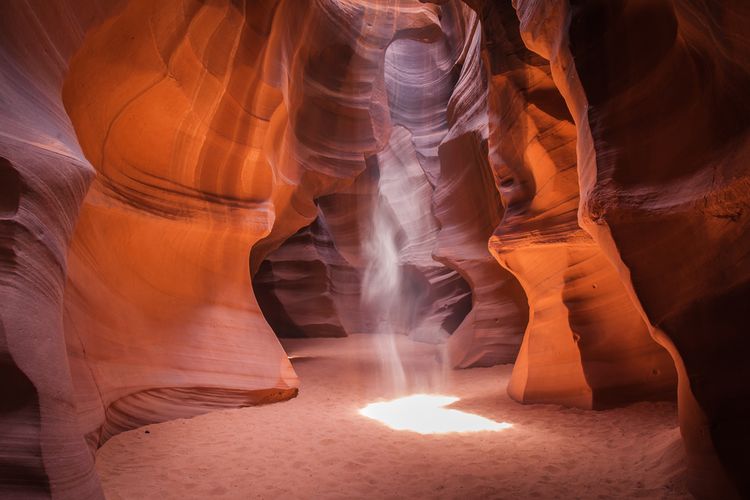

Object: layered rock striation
[253,216,351,339]
[1,1,109,497]
[2,0,748,498]
[505,0,750,496]
[252,2,528,361]
[1,1,526,498]
[466,0,677,411]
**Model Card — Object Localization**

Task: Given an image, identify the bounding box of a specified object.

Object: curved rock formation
[508,0,750,496]
[61,0,488,447]
[467,0,676,410]
[435,132,529,368]
[1,1,526,497]
[253,216,350,339]
[61,0,300,448]
[3,0,747,498]
[433,9,529,367]
[0,1,106,497]
[252,2,527,361]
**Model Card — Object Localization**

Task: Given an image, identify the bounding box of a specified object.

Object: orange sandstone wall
[59,0,527,487]
[433,7,529,366]
[3,1,504,497]
[464,0,676,410]
[61,0,298,447]
[510,0,750,496]
[7,0,746,498]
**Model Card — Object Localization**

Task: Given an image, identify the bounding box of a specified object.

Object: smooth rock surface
[1,1,109,497]
[252,2,527,364]
[1,0,747,498]
[467,0,677,410]
[510,0,750,495]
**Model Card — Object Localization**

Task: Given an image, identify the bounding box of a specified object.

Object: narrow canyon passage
[2,0,750,498]
[96,335,688,499]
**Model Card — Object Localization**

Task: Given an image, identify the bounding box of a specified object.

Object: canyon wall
[253,217,351,339]
[467,0,677,411]
[251,2,529,366]
[2,0,747,497]
[433,9,529,367]
[1,1,525,497]
[505,0,750,496]
[0,1,109,497]
[61,0,301,448]
[62,0,503,449]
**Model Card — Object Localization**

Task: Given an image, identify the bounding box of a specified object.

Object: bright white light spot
[358,394,512,434]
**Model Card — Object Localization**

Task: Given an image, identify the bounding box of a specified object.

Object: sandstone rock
[435,132,529,368]
[0,1,525,497]
[252,2,527,360]
[61,0,299,448]
[0,1,106,496]
[467,0,676,410]
[511,0,750,495]
[434,8,529,367]
[253,217,350,339]
[4,0,746,498]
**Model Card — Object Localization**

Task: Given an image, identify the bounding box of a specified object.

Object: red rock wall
[509,0,750,496]
[4,0,746,497]
[60,0,479,448]
[253,217,351,339]
[467,0,676,410]
[0,1,526,497]
[433,8,529,367]
[0,0,416,496]
[62,0,301,447]
[0,1,109,497]
[251,2,528,362]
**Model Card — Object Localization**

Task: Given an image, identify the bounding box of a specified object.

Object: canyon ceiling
[1,0,748,499]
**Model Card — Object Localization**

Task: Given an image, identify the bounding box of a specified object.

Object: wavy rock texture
[252,2,527,360]
[253,216,350,339]
[434,10,529,367]
[505,0,750,496]
[61,0,489,447]
[6,0,746,498]
[62,0,479,446]
[372,8,481,344]
[0,1,482,498]
[464,0,677,410]
[435,133,529,368]
[0,1,526,498]
[61,0,301,449]
[0,1,109,497]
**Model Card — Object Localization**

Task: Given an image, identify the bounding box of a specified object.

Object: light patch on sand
[359,394,513,434]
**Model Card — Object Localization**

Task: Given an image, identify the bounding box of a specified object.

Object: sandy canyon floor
[96,334,689,499]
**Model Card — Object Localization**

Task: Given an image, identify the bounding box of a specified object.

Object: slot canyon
[1,0,748,498]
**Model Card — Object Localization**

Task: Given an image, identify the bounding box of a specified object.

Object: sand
[96,334,690,499]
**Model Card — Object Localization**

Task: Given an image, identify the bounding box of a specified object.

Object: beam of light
[358,394,512,434]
